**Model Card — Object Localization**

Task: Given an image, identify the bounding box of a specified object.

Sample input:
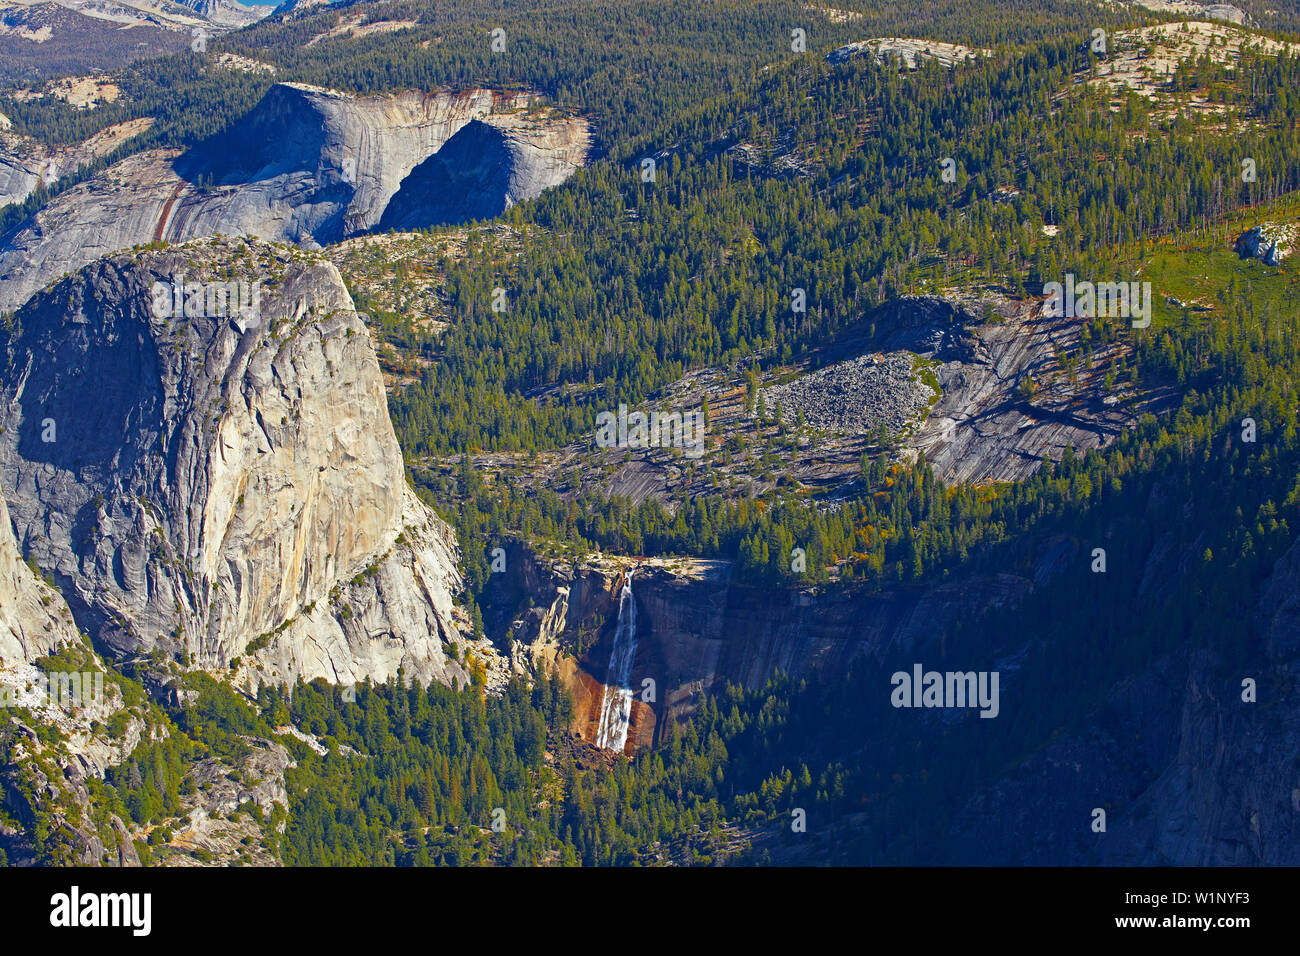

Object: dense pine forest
[4,0,1300,868]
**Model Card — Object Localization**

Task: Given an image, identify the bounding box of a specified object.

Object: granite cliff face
[0,457,148,865]
[377,110,591,230]
[503,527,1300,863]
[942,528,1300,866]
[0,238,471,688]
[0,519,150,865]
[0,83,591,312]
[497,545,1041,751]
[0,493,81,665]
[849,294,1164,484]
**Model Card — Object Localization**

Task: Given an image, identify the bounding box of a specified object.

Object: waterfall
[594,569,638,752]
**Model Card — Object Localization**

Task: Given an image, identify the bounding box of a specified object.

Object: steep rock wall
[0,493,81,665]
[0,238,469,688]
[503,546,1041,749]
[0,84,591,312]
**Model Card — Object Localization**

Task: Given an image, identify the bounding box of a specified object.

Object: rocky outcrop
[0,487,153,868]
[0,116,153,210]
[161,736,290,866]
[270,0,339,18]
[0,635,151,866]
[0,138,55,210]
[0,717,141,866]
[760,293,1159,484]
[0,238,471,688]
[827,38,990,68]
[1123,1,1249,26]
[875,294,1160,484]
[174,0,268,27]
[0,494,81,665]
[378,111,590,229]
[484,542,626,688]
[1201,3,1248,23]
[0,83,591,312]
[503,544,1045,749]
[1234,223,1291,266]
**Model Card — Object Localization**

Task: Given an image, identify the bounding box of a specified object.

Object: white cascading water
[594,569,637,752]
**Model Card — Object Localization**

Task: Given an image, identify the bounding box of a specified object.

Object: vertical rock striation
[0,238,470,688]
[0,493,80,665]
[0,84,591,313]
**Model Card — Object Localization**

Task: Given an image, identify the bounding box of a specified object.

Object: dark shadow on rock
[172,84,331,187]
[816,295,984,369]
[378,120,513,231]
[11,272,164,472]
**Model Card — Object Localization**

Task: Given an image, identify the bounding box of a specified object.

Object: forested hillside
[4,0,1300,868]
